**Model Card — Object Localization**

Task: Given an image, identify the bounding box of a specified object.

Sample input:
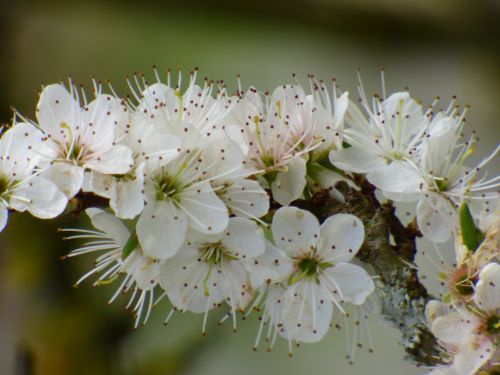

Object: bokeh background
[0,0,499,374]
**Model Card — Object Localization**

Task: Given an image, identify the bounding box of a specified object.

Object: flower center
[486,315,500,335]
[199,242,236,265]
[156,174,181,201]
[0,175,9,196]
[298,257,320,276]
[289,255,332,284]
[450,266,477,297]
[435,179,449,192]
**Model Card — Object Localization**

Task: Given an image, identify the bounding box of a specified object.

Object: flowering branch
[1,69,498,374]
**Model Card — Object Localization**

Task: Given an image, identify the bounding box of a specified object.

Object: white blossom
[35,83,134,198]
[0,122,67,231]
[64,208,161,328]
[159,217,265,333]
[253,207,374,345]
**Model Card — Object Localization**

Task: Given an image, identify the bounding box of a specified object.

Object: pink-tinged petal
[317,214,364,263]
[221,217,265,259]
[474,263,500,312]
[36,84,82,143]
[137,201,188,260]
[417,193,457,243]
[272,206,320,256]
[323,263,374,305]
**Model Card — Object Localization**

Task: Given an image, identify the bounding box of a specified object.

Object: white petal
[205,137,246,184]
[417,193,457,243]
[474,262,500,312]
[221,217,265,259]
[272,206,320,256]
[127,113,180,164]
[427,367,457,375]
[87,172,114,198]
[324,263,374,305]
[139,83,179,118]
[425,300,448,326]
[222,179,269,219]
[280,281,333,343]
[453,338,493,375]
[0,122,44,174]
[84,144,133,175]
[180,182,228,235]
[0,203,8,232]
[317,214,365,263]
[137,201,187,259]
[36,84,82,143]
[367,161,424,194]
[82,94,127,152]
[316,169,358,202]
[329,147,386,174]
[123,251,160,291]
[110,172,145,219]
[160,245,224,313]
[85,208,130,247]
[250,242,293,287]
[431,311,478,346]
[23,177,67,219]
[382,190,420,203]
[383,92,423,139]
[271,157,306,206]
[422,116,456,175]
[222,260,254,310]
[41,162,84,198]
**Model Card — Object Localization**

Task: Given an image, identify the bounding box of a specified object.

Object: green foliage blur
[0,1,499,374]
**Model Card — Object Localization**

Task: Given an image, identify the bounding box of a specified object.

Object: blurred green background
[0,0,499,374]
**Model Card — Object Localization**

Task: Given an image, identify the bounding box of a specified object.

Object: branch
[295,179,442,367]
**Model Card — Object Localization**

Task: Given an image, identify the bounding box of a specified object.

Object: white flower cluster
[424,203,500,374]
[0,69,498,367]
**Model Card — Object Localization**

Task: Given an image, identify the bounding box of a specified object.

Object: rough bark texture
[295,179,442,367]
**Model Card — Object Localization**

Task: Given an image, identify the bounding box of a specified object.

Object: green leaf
[459,203,484,252]
[122,231,138,260]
